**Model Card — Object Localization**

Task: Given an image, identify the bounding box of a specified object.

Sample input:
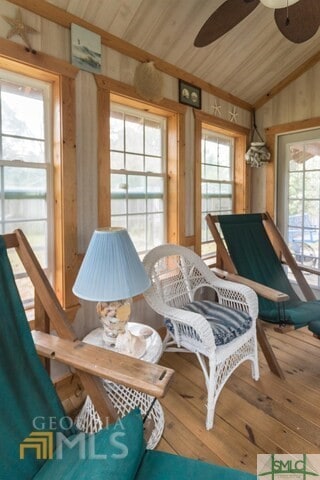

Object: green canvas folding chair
[0,230,254,480]
[206,212,320,379]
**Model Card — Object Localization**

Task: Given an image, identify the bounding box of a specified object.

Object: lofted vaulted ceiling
[44,0,320,107]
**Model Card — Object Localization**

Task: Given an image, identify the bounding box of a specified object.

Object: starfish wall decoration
[2,9,39,52]
[229,107,238,123]
[211,101,222,116]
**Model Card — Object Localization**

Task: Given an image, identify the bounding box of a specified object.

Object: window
[194,110,250,258]
[97,77,185,252]
[201,129,234,256]
[0,70,52,309]
[110,103,167,254]
[277,129,320,287]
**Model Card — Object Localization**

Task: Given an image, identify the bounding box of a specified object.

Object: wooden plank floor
[156,323,320,474]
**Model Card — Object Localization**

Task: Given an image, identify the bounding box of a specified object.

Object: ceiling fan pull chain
[285,0,290,26]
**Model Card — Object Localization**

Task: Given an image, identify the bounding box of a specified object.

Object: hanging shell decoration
[134,61,163,102]
[245,142,271,168]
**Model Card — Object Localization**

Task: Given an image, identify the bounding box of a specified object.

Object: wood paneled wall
[254,63,320,214]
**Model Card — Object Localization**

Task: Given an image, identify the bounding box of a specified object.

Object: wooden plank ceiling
[45,0,320,106]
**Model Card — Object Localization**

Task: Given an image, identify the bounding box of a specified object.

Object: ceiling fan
[194,0,320,47]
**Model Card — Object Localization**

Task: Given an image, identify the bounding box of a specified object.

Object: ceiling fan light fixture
[260,0,299,8]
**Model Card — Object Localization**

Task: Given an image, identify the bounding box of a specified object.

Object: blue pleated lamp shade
[73,228,151,302]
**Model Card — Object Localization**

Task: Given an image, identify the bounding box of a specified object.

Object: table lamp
[73,227,151,355]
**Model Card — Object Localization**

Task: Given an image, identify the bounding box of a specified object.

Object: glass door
[277,129,320,286]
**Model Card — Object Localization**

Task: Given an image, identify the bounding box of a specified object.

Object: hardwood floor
[156,323,320,474]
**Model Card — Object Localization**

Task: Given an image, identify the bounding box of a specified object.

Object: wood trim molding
[193,110,251,136]
[265,117,320,217]
[95,73,186,245]
[234,134,251,214]
[254,50,320,109]
[52,75,79,312]
[96,86,110,228]
[0,36,78,78]
[266,117,320,136]
[8,0,252,112]
[95,75,187,115]
[265,131,277,219]
[183,236,195,248]
[194,111,202,255]
[167,112,186,245]
[194,110,251,255]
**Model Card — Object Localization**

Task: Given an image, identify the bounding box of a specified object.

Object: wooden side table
[75,322,164,449]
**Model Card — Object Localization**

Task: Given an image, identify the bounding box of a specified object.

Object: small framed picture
[71,23,102,74]
[178,80,201,109]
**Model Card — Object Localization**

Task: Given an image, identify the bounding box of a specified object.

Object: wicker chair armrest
[209,276,259,320]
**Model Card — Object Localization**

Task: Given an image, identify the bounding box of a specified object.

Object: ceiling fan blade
[274,0,320,43]
[194,0,260,47]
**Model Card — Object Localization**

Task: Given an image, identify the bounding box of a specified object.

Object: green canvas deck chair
[206,212,320,379]
[0,230,254,480]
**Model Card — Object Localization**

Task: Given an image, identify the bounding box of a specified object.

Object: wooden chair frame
[206,212,320,379]
[3,229,174,425]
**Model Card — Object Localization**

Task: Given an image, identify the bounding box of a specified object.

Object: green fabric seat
[308,319,320,336]
[218,214,320,330]
[33,409,145,480]
[260,300,320,329]
[0,236,76,480]
[34,413,255,480]
[0,235,255,479]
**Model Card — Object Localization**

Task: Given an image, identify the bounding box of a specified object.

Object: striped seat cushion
[165,300,252,346]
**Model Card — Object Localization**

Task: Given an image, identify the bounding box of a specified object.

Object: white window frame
[0,69,53,306]
[201,128,234,257]
[110,102,167,255]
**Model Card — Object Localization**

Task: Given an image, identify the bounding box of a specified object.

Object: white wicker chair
[143,244,260,430]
